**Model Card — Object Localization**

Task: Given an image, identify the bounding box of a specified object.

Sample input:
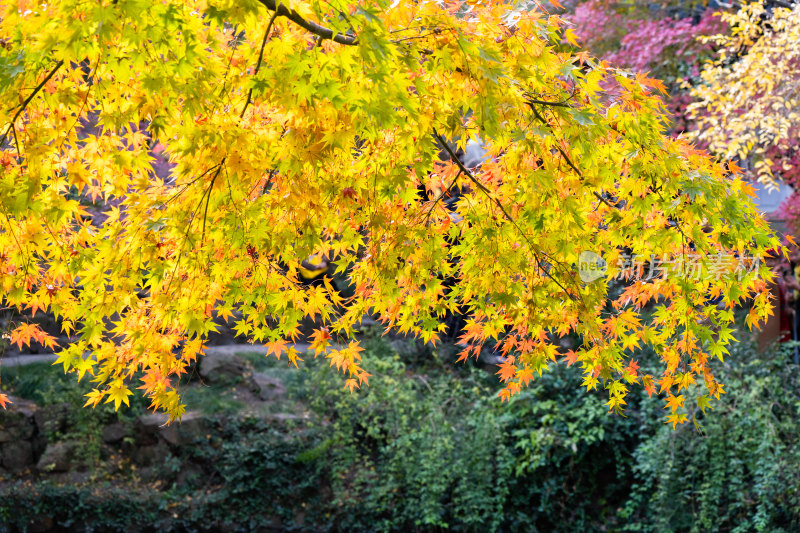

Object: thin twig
[424,168,462,226]
[0,59,64,147]
[60,52,103,152]
[10,125,21,161]
[162,163,223,206]
[201,163,224,242]
[241,10,279,119]
[432,129,577,301]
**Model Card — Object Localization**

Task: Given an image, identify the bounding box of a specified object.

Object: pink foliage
[570,0,634,55]
[568,2,727,137]
[604,12,725,74]
[570,2,725,76]
[771,128,800,233]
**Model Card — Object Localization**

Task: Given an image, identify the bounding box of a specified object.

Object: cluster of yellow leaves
[688,0,800,185]
[0,0,779,425]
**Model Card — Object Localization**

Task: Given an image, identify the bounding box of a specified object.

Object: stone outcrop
[0,344,297,475]
[0,397,38,472]
[197,351,246,383]
[249,372,287,401]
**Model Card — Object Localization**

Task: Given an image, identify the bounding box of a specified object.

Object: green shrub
[620,341,800,532]
[292,341,513,531]
[3,331,800,532]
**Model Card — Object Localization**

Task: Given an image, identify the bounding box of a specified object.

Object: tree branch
[525,101,619,210]
[256,0,358,45]
[240,10,279,119]
[0,59,64,148]
[432,130,578,301]
[525,98,572,108]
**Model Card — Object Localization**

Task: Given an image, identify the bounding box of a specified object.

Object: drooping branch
[240,10,279,119]
[525,101,619,210]
[256,0,358,45]
[432,130,578,302]
[0,59,64,148]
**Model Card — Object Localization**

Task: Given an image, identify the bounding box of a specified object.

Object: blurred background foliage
[3,329,800,532]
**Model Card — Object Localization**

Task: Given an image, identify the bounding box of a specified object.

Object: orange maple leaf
[310,327,332,356]
[344,378,359,393]
[498,388,512,402]
[517,368,534,387]
[266,338,288,359]
[659,374,674,394]
[562,350,579,366]
[10,323,48,350]
[0,393,10,409]
[624,360,640,378]
[727,160,744,176]
[496,356,516,383]
[138,368,169,395]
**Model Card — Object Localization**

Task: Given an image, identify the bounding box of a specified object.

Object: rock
[267,413,305,423]
[479,352,505,365]
[389,337,428,359]
[36,441,76,473]
[34,404,68,436]
[136,412,207,447]
[138,412,170,430]
[135,442,170,466]
[198,351,246,383]
[135,413,169,446]
[558,336,576,350]
[158,412,207,446]
[354,315,380,332]
[2,440,34,471]
[249,372,286,401]
[31,434,48,459]
[0,397,38,443]
[102,422,127,444]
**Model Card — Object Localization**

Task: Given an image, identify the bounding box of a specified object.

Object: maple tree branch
[526,102,619,211]
[0,59,64,148]
[262,169,277,196]
[163,163,224,206]
[525,97,572,108]
[424,168,462,227]
[10,125,21,161]
[241,10,279,119]
[523,88,578,109]
[432,130,578,301]
[255,0,358,45]
[201,164,224,242]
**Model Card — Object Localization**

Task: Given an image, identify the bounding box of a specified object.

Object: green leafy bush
[621,342,800,532]
[3,334,800,532]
